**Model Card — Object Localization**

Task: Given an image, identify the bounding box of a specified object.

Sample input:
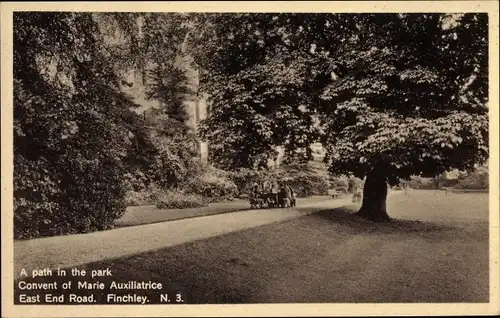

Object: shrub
[14,79,133,240]
[123,170,150,193]
[124,183,163,207]
[145,134,202,188]
[124,191,151,207]
[14,156,63,240]
[13,14,141,240]
[279,173,329,197]
[407,176,435,189]
[229,168,272,197]
[14,152,128,240]
[182,166,239,203]
[329,177,349,190]
[346,177,364,193]
[276,163,330,197]
[155,189,208,209]
[455,171,489,189]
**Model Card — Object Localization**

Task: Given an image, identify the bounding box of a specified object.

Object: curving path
[14,196,356,276]
[13,190,490,303]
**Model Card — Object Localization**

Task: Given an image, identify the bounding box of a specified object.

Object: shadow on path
[14,205,488,304]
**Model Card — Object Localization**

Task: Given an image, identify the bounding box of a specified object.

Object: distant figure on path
[270,181,279,207]
[352,190,362,203]
[251,183,260,197]
[285,184,296,207]
[347,177,358,194]
[278,182,294,208]
[400,181,409,195]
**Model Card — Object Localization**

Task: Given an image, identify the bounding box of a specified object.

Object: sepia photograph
[1,1,499,317]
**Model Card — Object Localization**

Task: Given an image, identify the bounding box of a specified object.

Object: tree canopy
[190,13,488,220]
[191,13,488,179]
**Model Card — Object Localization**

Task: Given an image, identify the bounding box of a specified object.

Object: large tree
[191,13,488,221]
[319,13,488,221]
[99,12,202,189]
[189,13,325,169]
[13,12,199,238]
[13,12,146,238]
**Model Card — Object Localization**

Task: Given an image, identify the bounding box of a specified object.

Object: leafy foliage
[190,13,488,220]
[329,177,349,190]
[137,13,203,191]
[320,15,488,185]
[155,189,207,209]
[13,12,201,239]
[192,13,488,186]
[347,177,363,193]
[455,172,488,189]
[181,166,239,203]
[455,164,489,189]
[275,162,330,197]
[228,168,273,197]
[145,64,194,124]
[191,14,326,169]
[13,12,140,239]
[406,176,440,190]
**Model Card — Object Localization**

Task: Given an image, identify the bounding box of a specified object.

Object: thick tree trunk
[357,167,391,222]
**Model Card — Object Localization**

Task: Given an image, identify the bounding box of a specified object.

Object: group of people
[249,181,296,209]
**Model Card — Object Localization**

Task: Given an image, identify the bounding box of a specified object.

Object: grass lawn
[116,196,333,227]
[116,200,250,228]
[390,189,489,222]
[15,191,489,304]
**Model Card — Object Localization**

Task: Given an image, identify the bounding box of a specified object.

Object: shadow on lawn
[307,206,459,237]
[15,207,358,305]
[14,239,270,304]
[14,204,484,305]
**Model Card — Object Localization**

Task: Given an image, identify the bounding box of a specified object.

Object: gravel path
[13,190,490,303]
[14,197,354,276]
[117,196,332,227]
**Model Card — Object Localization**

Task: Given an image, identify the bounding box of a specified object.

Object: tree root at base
[356,210,392,222]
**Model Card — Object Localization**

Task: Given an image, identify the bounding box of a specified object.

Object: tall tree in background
[101,12,202,188]
[190,14,323,170]
[192,13,488,221]
[138,13,195,128]
[141,13,202,185]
